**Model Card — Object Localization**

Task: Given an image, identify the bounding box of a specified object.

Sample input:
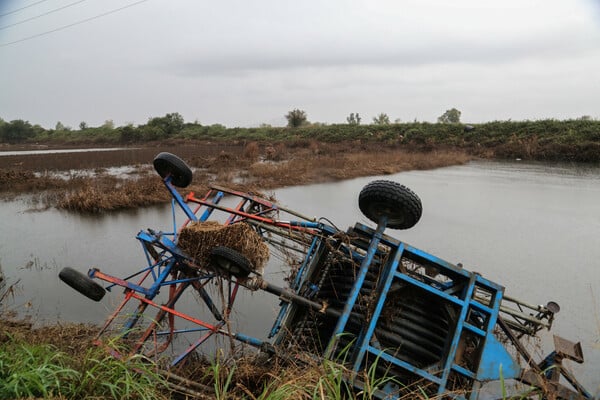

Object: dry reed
[56,176,168,213]
[3,142,471,212]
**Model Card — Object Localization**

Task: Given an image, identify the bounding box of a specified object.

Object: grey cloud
[168,29,595,77]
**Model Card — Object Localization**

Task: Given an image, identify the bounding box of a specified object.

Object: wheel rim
[364,200,406,226]
[215,257,241,275]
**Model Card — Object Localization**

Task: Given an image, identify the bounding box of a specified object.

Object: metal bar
[155,327,211,336]
[171,325,223,367]
[502,294,551,313]
[496,303,552,328]
[365,345,443,385]
[184,193,320,235]
[91,269,152,297]
[132,281,191,354]
[463,322,486,337]
[225,281,240,319]
[292,235,321,290]
[191,281,223,321]
[129,291,221,332]
[95,287,136,337]
[325,216,387,359]
[520,370,589,400]
[247,219,315,242]
[498,316,542,373]
[226,198,248,225]
[268,301,290,339]
[394,272,464,307]
[162,176,197,222]
[209,184,317,222]
[199,191,224,222]
[233,332,265,348]
[352,222,473,282]
[437,274,477,395]
[557,365,595,399]
[261,281,339,318]
[451,364,476,379]
[352,242,404,374]
[180,188,214,229]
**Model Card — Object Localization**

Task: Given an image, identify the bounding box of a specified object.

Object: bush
[0,119,36,143]
[285,109,308,128]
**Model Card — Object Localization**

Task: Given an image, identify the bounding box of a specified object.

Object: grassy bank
[0,320,446,399]
[3,118,600,162]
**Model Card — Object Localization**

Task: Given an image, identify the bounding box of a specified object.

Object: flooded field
[1,160,599,394]
[0,147,134,157]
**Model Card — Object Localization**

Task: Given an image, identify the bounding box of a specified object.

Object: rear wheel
[209,246,253,278]
[153,152,193,188]
[59,267,105,301]
[358,180,422,229]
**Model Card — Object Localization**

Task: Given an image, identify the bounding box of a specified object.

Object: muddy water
[1,160,599,393]
[0,147,132,156]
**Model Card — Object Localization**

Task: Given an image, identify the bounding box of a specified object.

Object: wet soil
[0,140,470,213]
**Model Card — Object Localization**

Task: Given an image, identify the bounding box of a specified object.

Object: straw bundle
[178,221,269,271]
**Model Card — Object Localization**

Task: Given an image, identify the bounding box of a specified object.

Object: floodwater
[0,147,132,156]
[1,160,599,394]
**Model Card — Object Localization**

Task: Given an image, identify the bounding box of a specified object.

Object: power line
[0,0,54,18]
[0,0,150,48]
[0,0,89,31]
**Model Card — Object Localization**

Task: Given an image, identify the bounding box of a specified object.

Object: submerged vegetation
[0,141,469,213]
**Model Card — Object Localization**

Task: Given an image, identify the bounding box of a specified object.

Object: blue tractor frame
[59,152,595,399]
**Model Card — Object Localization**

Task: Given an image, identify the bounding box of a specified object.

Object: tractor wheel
[59,267,105,302]
[153,152,193,188]
[209,246,253,278]
[358,180,422,229]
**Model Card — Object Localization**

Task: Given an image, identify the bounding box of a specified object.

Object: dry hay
[178,221,269,272]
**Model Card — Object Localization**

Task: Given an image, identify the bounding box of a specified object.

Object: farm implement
[59,152,595,399]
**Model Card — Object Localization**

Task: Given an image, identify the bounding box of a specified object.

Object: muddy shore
[0,140,470,212]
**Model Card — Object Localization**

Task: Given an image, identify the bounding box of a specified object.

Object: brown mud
[0,140,470,213]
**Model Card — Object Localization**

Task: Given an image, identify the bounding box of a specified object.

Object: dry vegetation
[0,140,470,213]
[0,317,451,399]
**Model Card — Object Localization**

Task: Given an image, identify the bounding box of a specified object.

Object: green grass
[0,326,568,399]
[0,335,169,400]
[0,337,78,398]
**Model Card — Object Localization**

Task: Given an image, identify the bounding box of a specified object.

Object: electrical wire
[0,0,88,31]
[0,0,54,18]
[0,0,150,48]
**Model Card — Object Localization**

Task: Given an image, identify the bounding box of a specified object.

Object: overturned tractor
[60,152,595,399]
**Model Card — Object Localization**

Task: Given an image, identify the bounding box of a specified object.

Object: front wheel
[59,267,106,301]
[358,180,422,230]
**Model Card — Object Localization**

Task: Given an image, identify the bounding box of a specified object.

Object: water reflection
[1,160,599,393]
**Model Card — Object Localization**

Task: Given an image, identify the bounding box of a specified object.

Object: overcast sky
[1,0,599,128]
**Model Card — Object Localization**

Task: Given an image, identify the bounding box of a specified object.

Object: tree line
[0,107,466,143]
[2,110,600,162]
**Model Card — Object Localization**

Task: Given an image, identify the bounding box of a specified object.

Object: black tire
[209,246,253,278]
[59,267,105,302]
[153,152,193,188]
[358,180,422,229]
